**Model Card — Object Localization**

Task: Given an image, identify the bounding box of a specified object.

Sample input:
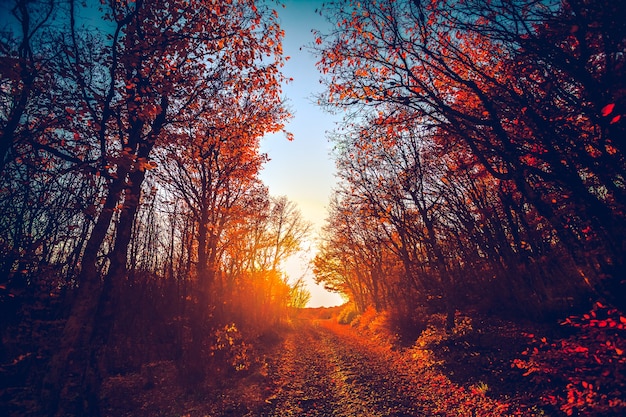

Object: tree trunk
[90,166,148,377]
[182,205,213,384]
[41,169,128,417]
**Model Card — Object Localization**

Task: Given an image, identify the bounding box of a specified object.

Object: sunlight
[283,247,344,308]
[2,0,625,415]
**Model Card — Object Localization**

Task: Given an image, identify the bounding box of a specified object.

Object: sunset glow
[2,0,624,415]
[260,0,344,307]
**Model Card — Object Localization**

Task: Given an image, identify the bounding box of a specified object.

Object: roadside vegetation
[311,1,626,415]
[1,0,625,416]
[322,302,626,416]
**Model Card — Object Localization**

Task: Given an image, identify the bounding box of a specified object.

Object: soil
[259,320,425,416]
[99,318,539,416]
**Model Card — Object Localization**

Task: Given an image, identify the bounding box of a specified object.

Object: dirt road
[99,318,527,416]
[257,319,522,417]
[260,320,424,417]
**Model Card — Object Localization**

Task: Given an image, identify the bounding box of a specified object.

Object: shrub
[386,305,429,346]
[512,302,626,416]
[212,323,252,373]
[337,305,358,325]
[350,305,377,329]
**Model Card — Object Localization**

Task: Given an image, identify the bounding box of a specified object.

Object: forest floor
[5,304,624,416]
[99,314,559,417]
[256,319,532,417]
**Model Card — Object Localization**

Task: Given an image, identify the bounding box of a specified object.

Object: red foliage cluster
[513,302,626,416]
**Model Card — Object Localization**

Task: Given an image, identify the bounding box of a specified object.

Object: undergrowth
[335,302,626,416]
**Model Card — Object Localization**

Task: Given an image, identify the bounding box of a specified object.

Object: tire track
[261,321,426,417]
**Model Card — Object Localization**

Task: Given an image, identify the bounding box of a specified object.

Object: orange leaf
[616,347,624,355]
[601,103,615,116]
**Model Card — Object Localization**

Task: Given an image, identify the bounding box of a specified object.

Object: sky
[0,0,344,307]
[259,0,345,307]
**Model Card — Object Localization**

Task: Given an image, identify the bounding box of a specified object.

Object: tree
[219,194,312,326]
[314,0,626,310]
[156,86,289,379]
[0,0,58,173]
[38,0,289,414]
[314,189,400,312]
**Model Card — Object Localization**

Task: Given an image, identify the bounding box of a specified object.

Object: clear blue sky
[260,0,345,307]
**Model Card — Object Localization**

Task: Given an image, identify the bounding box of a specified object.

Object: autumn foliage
[2,0,626,415]
[314,0,626,317]
[508,302,625,415]
[0,0,309,415]
[312,0,626,413]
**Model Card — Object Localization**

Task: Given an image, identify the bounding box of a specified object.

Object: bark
[41,168,128,416]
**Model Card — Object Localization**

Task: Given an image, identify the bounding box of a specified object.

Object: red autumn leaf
[601,103,615,116]
[610,114,621,124]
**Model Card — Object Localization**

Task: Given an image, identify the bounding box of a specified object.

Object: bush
[350,305,376,329]
[337,305,358,325]
[212,323,252,373]
[386,305,428,346]
[512,302,626,416]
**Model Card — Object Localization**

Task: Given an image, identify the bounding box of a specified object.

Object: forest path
[97,317,527,416]
[260,320,427,417]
